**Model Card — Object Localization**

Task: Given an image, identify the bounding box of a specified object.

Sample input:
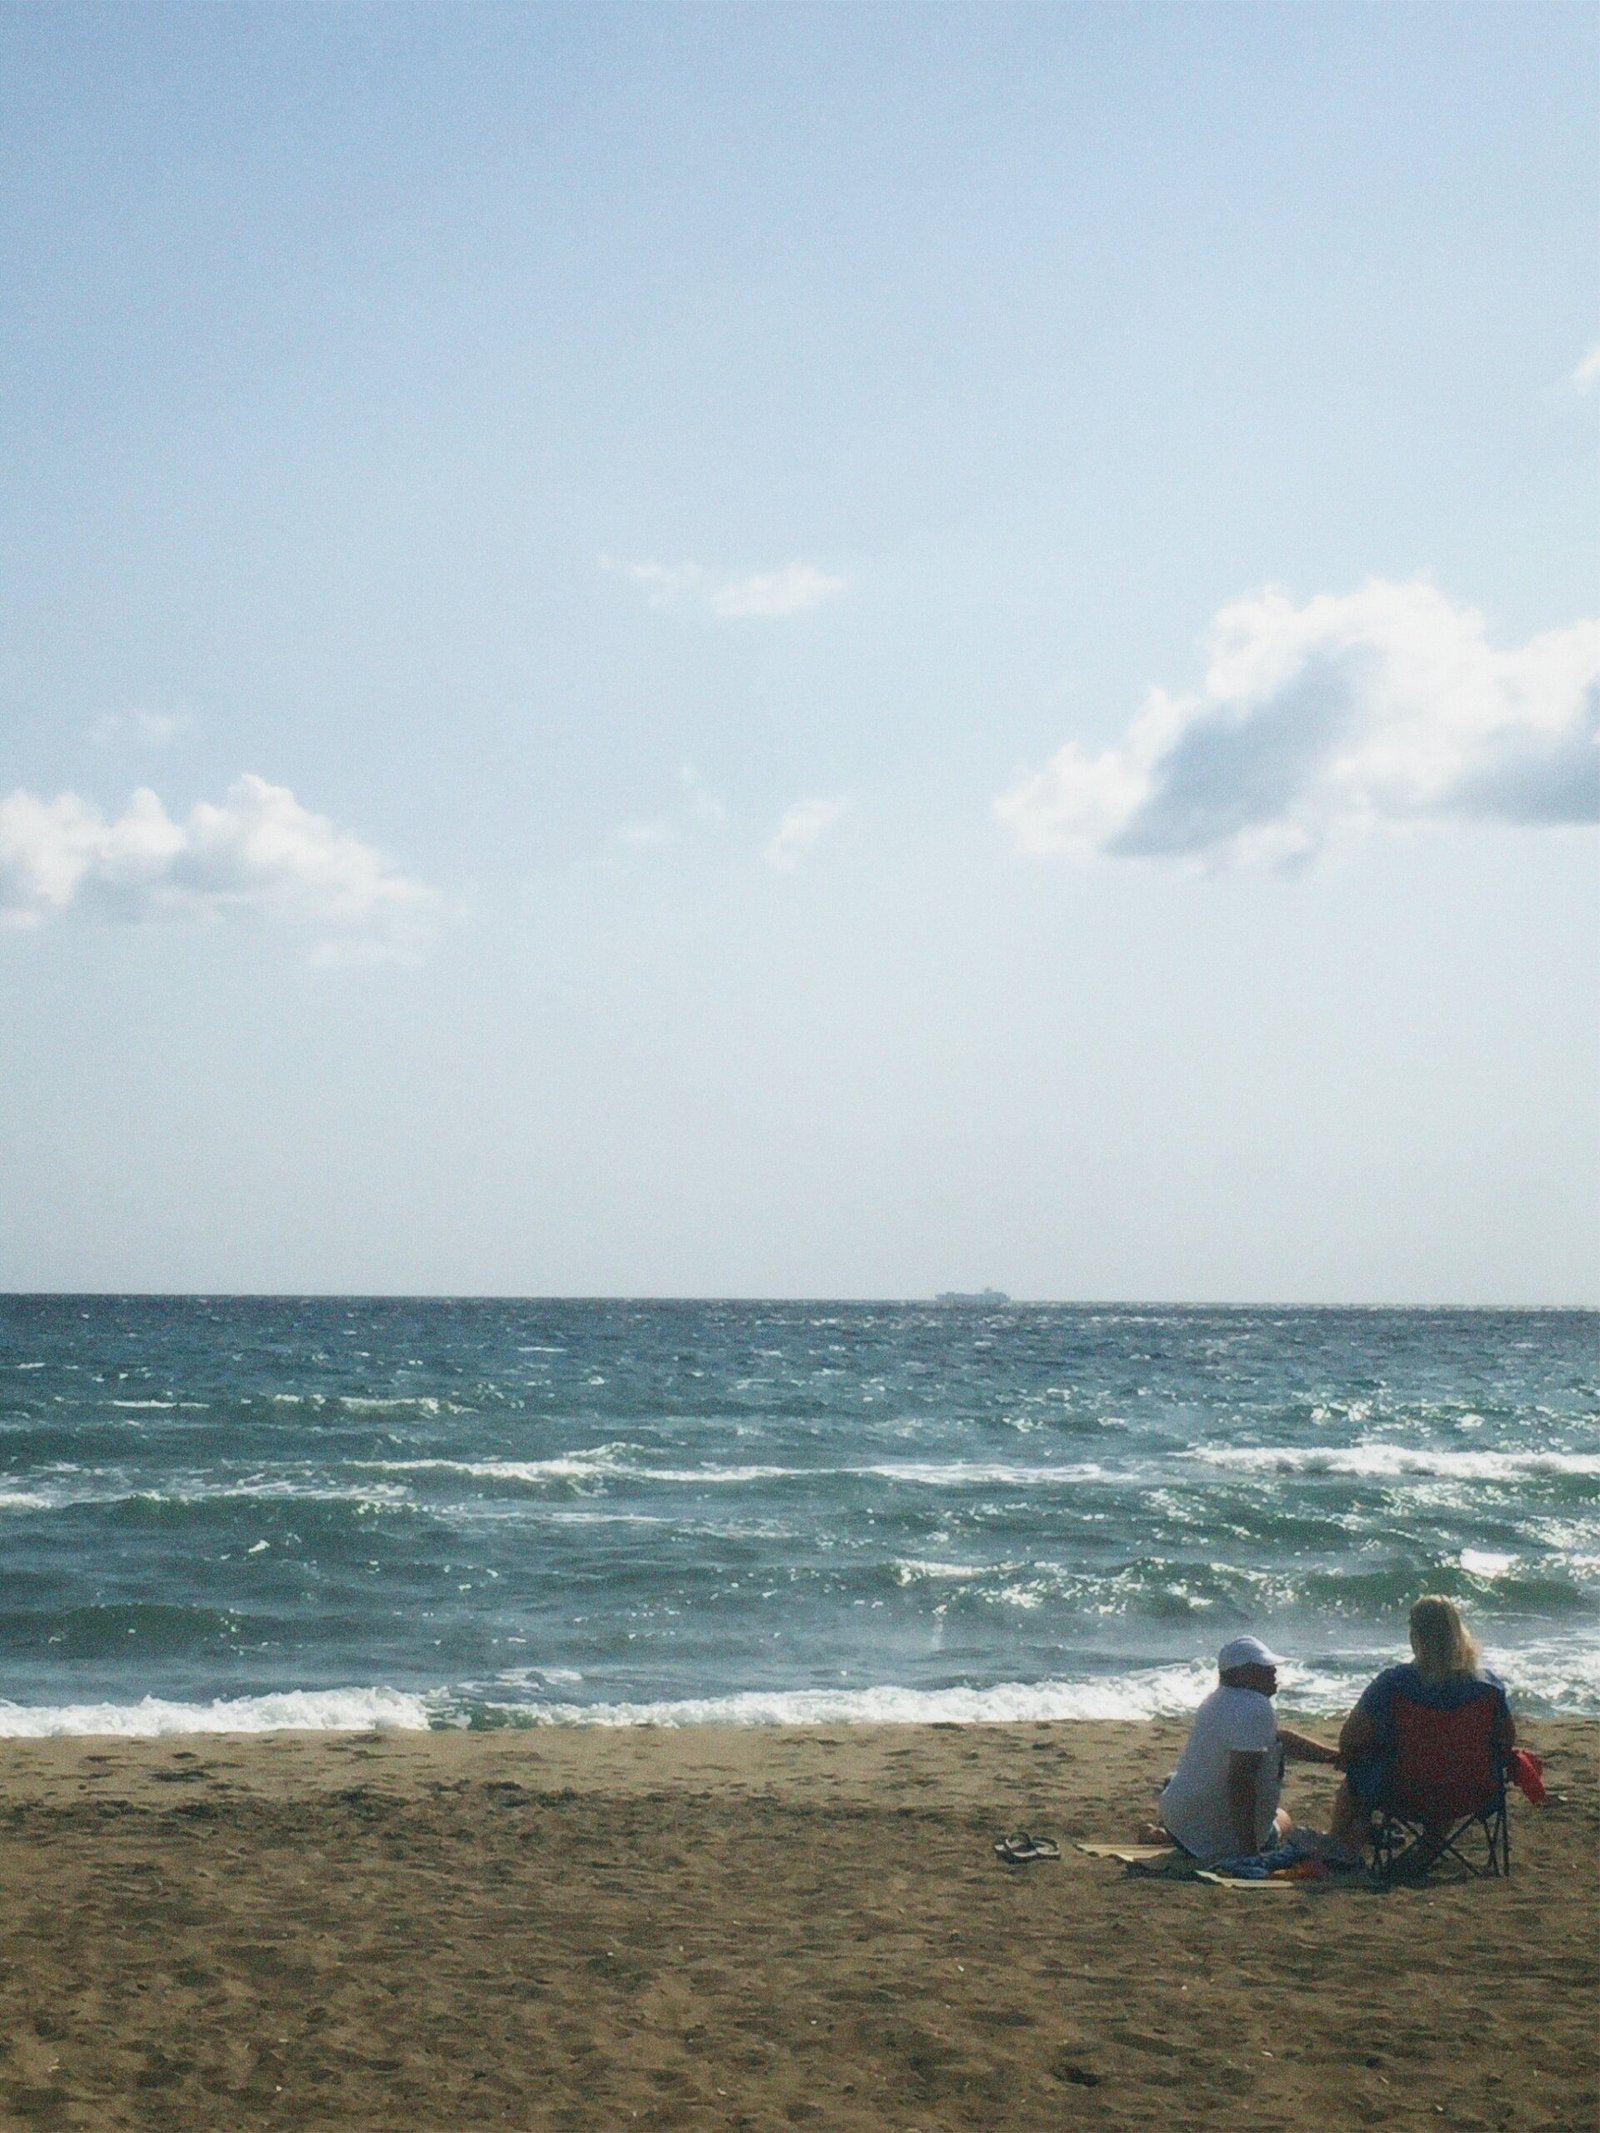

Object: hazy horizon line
[4,1292,1594,1313]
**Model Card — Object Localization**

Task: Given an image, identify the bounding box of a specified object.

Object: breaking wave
[0,1685,434,1738]
[1185,1444,1600,1482]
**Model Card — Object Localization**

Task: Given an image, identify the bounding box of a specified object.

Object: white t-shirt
[1158,1684,1282,1860]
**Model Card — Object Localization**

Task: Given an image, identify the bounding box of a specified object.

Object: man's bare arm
[1277,1726,1340,1766]
[1225,1749,1264,1853]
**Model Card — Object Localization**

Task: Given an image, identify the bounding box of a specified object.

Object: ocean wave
[30,1442,1572,1510]
[137,1476,414,1510]
[858,1550,1599,1624]
[355,1452,1127,1493]
[360,1447,654,1486]
[1459,1549,1517,1577]
[0,1641,1593,1737]
[631,1464,805,1485]
[472,1666,1228,1729]
[0,1685,435,1738]
[891,1558,1003,1584]
[336,1395,447,1415]
[535,1508,672,1528]
[1485,1638,1600,1717]
[101,1399,210,1413]
[1185,1444,1600,1482]
[863,1460,1119,1489]
[0,1475,126,1513]
[463,1639,1600,1725]
[0,1473,416,1516]
[370,1453,806,1489]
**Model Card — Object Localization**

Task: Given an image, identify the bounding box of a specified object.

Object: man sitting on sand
[1144,1636,1341,1861]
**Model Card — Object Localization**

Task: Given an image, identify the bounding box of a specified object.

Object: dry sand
[0,1717,1592,2132]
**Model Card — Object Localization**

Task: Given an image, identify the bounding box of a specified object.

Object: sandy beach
[0,1718,1592,2132]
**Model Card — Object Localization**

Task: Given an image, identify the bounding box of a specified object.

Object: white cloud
[0,775,438,956]
[1573,343,1600,394]
[614,766,726,854]
[678,764,726,825]
[612,557,845,619]
[706,565,845,618]
[88,707,194,749]
[620,561,705,611]
[615,819,679,851]
[763,794,853,871]
[995,581,1599,868]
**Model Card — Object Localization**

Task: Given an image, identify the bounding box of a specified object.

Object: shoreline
[0,1711,1593,1800]
[0,1706,1594,1778]
[4,1651,1596,1741]
[1,1718,1593,2129]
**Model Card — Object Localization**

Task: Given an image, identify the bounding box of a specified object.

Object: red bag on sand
[1508,1748,1545,1803]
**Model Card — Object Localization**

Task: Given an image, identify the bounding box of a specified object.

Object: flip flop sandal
[994,1833,1060,1863]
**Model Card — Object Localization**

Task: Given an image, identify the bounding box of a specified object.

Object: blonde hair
[1408,1595,1480,1683]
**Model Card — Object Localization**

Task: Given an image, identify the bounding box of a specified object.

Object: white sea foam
[419,1455,805,1489]
[202,1476,412,1507]
[636,1465,800,1485]
[337,1395,444,1415]
[1459,1549,1517,1577]
[359,1452,1124,1492]
[486,1667,1225,1728]
[103,1399,209,1412]
[0,1686,435,1738]
[864,1460,1118,1489]
[0,1473,413,1513]
[1186,1444,1600,1481]
[0,1474,122,1512]
[368,1453,815,1489]
[1484,1638,1600,1717]
[363,1447,648,1486]
[468,1639,1600,1726]
[1,1648,1593,1737]
[891,1558,1000,1584]
[536,1509,671,1527]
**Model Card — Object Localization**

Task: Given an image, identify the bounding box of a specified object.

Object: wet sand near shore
[0,1719,1593,2132]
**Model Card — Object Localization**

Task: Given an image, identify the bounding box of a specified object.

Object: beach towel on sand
[1077,1834,1364,1885]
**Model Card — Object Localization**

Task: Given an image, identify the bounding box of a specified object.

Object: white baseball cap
[1217,1634,1286,1671]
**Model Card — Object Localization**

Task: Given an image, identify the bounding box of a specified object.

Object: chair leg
[1376,1805,1509,1882]
[1370,1813,1399,1881]
[1373,1813,1430,1884]
[1443,1807,1510,1878]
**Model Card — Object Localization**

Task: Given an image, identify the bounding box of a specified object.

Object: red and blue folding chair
[1371,1687,1510,1884]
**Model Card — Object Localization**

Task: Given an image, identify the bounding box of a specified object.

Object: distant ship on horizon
[932,1288,1010,1306]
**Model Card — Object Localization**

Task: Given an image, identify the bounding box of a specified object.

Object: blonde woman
[1328,1596,1515,1853]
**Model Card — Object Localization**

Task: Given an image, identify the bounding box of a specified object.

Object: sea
[0,1296,1595,1737]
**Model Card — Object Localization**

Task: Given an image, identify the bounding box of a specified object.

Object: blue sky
[2,1,1595,1300]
